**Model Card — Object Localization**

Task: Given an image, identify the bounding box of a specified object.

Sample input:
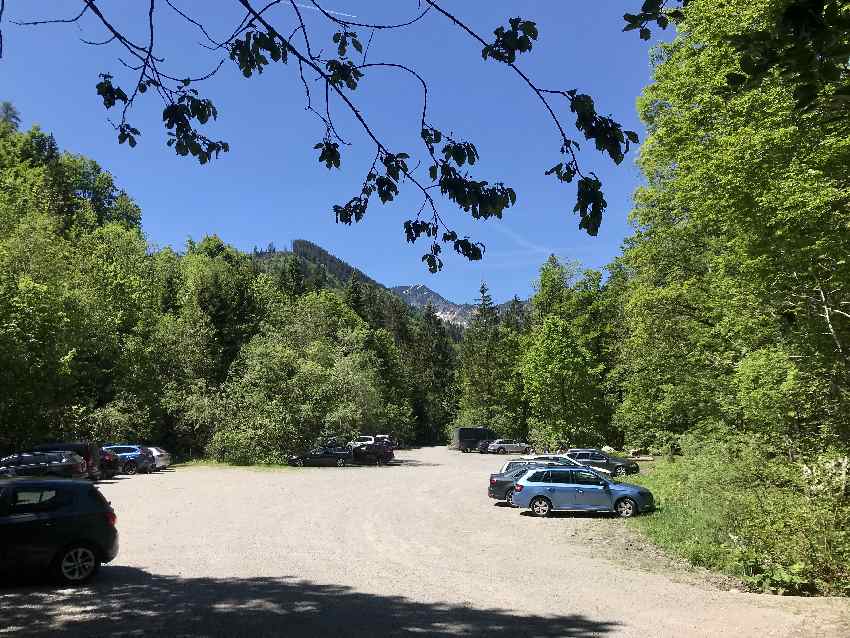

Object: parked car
[374,435,396,449]
[102,445,154,475]
[352,442,393,465]
[32,441,102,480]
[452,427,498,453]
[0,478,119,584]
[348,435,375,449]
[499,458,573,474]
[290,447,351,467]
[519,454,602,472]
[488,463,566,506]
[148,447,172,471]
[566,449,639,476]
[0,452,87,480]
[511,467,654,518]
[99,448,122,479]
[477,439,494,454]
[487,439,532,455]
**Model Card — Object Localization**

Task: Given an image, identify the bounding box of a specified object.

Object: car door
[546,470,577,509]
[0,486,69,569]
[572,470,611,510]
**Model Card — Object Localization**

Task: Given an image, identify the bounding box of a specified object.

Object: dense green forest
[2,0,849,596]
[0,117,458,459]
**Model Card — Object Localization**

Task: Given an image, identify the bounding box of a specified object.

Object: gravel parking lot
[2,447,848,637]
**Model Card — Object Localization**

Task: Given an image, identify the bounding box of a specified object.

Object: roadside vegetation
[2,0,849,596]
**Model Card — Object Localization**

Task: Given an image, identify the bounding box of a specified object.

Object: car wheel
[294,459,304,467]
[615,497,637,518]
[336,458,345,467]
[53,544,100,585]
[530,497,551,517]
[505,488,515,507]
[123,461,137,475]
[498,448,506,454]
[614,466,627,477]
[524,447,531,454]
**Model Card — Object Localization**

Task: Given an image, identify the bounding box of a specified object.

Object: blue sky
[1,1,658,303]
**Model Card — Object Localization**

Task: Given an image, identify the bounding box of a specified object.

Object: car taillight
[490,477,497,485]
[514,484,523,492]
[105,512,117,526]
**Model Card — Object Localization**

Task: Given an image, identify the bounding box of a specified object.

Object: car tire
[497,448,506,454]
[530,497,552,517]
[524,447,531,454]
[614,466,627,477]
[52,544,100,585]
[614,497,637,518]
[294,459,304,467]
[505,488,515,507]
[336,458,345,467]
[123,461,137,475]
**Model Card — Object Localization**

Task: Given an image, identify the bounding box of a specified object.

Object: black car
[0,452,88,480]
[477,439,494,454]
[566,448,640,476]
[290,446,351,467]
[33,441,102,480]
[352,442,393,465]
[0,479,119,584]
[99,448,122,478]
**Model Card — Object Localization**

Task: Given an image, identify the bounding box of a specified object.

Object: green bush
[629,439,850,595]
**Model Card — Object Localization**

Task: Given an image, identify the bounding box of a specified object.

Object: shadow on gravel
[387,458,442,468]
[0,567,619,637]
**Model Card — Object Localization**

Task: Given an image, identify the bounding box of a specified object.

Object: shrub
[630,438,850,595]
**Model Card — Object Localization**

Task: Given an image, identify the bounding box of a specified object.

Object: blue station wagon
[511,467,654,517]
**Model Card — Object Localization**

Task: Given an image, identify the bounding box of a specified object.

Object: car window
[527,471,547,482]
[11,489,69,514]
[574,452,591,460]
[548,470,573,484]
[572,470,604,486]
[590,452,606,461]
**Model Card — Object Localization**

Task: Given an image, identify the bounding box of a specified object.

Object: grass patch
[625,450,850,596]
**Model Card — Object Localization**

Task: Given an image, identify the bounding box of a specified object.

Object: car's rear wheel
[497,447,506,454]
[53,544,99,585]
[336,458,345,467]
[614,466,627,477]
[615,497,637,518]
[123,460,137,475]
[524,447,531,454]
[530,497,551,517]
[505,488,515,507]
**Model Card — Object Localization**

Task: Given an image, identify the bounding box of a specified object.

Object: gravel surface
[2,446,848,637]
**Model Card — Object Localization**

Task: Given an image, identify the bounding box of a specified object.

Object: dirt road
[1,447,847,636]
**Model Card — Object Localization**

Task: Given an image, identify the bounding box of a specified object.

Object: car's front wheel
[123,460,137,475]
[53,544,100,585]
[615,497,637,518]
[294,459,304,467]
[530,497,551,517]
[497,448,506,454]
[614,466,627,477]
[336,458,346,467]
[524,447,531,454]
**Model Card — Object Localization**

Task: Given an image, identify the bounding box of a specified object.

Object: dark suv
[0,479,119,584]
[566,448,639,476]
[33,442,102,480]
[0,452,87,479]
